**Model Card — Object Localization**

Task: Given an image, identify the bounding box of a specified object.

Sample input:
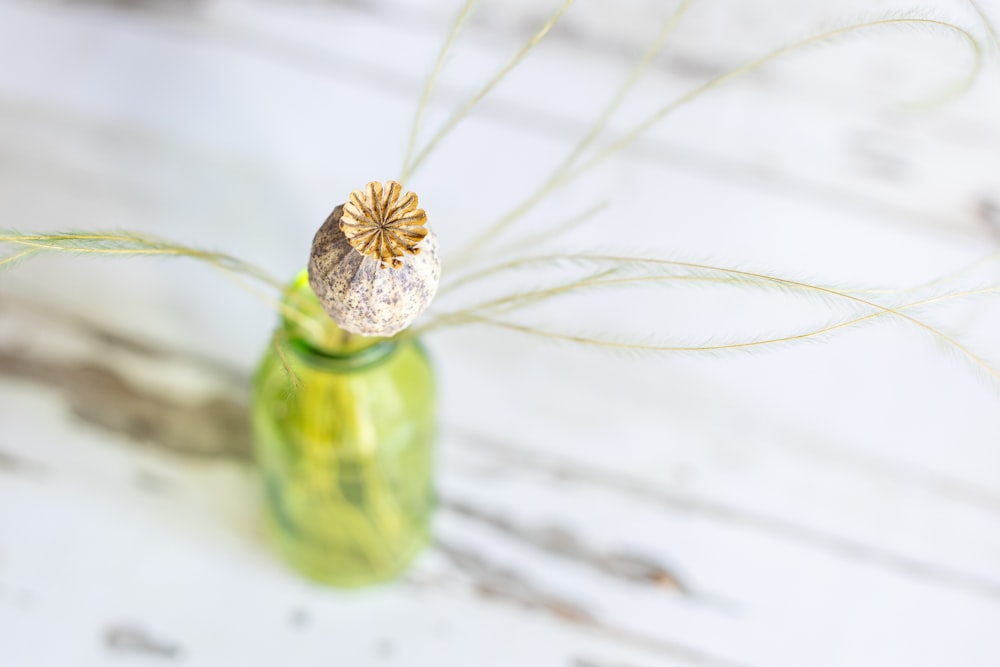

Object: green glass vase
[251,271,436,586]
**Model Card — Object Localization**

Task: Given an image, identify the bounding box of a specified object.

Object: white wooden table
[1,1,1000,665]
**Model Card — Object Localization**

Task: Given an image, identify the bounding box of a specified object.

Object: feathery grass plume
[0,230,334,389]
[847,250,1000,297]
[440,284,1000,379]
[0,230,282,285]
[0,247,41,271]
[451,13,983,263]
[441,247,1000,303]
[271,329,303,392]
[0,230,325,339]
[567,14,982,174]
[440,253,860,305]
[422,252,1000,382]
[451,0,699,266]
[968,0,1000,51]
[401,0,576,181]
[400,0,478,185]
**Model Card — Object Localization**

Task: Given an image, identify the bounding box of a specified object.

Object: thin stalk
[968,0,1000,50]
[400,0,478,184]
[0,247,39,268]
[0,232,285,288]
[437,200,608,297]
[0,231,324,338]
[456,17,983,262]
[423,252,1000,379]
[442,243,999,301]
[568,18,982,183]
[272,331,303,392]
[453,0,697,263]
[426,273,785,331]
[404,0,576,179]
[454,286,1000,356]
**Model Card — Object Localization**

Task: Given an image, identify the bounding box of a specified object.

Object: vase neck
[282,333,398,372]
[279,269,396,371]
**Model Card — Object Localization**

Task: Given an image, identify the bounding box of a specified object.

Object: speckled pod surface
[308,205,441,337]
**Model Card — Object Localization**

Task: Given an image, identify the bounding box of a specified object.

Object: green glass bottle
[251,271,435,586]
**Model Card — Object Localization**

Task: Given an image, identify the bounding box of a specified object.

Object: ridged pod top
[340,181,428,270]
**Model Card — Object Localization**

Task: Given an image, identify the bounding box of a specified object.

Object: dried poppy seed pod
[308,181,440,337]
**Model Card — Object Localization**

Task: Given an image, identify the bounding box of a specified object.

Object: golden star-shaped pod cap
[340,181,428,270]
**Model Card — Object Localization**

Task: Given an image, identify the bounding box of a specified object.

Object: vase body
[251,273,435,586]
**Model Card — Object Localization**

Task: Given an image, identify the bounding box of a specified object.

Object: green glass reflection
[252,272,435,586]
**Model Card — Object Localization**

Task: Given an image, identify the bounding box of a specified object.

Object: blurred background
[1,0,999,665]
